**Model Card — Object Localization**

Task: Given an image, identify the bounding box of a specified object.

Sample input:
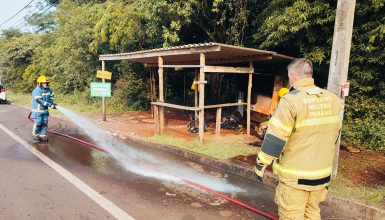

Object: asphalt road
[0,104,355,219]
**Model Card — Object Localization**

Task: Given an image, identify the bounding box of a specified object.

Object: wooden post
[199,53,205,143]
[194,69,199,126]
[328,0,356,179]
[158,57,165,134]
[101,61,107,122]
[246,61,253,135]
[154,105,159,134]
[215,107,222,134]
[150,67,157,118]
[183,72,186,107]
[150,67,154,117]
[152,67,157,99]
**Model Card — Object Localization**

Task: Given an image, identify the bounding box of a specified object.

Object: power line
[0,0,35,27]
[13,4,54,30]
[12,4,52,29]
[10,16,27,28]
[9,2,44,28]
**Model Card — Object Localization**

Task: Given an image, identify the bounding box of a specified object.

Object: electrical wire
[9,2,46,29]
[13,4,54,30]
[0,0,35,27]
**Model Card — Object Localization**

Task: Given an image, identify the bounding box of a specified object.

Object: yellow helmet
[278,88,289,98]
[37,76,49,84]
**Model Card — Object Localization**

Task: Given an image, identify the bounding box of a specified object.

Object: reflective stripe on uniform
[258,151,274,165]
[268,117,293,135]
[33,95,42,99]
[41,92,51,95]
[32,109,44,113]
[273,162,332,178]
[295,115,341,129]
[254,167,263,177]
[32,123,37,135]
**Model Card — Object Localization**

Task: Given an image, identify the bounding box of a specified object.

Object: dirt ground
[91,109,259,141]
[339,150,385,187]
[90,110,385,191]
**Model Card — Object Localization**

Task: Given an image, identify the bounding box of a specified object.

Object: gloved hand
[254,162,267,182]
[49,102,57,109]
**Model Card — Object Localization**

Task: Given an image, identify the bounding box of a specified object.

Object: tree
[0,30,40,92]
[253,0,385,149]
[24,0,104,93]
[25,1,56,33]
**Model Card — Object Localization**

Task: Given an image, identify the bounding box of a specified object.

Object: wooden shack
[99,43,294,143]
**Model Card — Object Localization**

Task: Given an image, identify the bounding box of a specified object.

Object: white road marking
[0,123,135,220]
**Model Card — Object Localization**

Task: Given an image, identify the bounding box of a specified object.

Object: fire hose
[28,112,278,220]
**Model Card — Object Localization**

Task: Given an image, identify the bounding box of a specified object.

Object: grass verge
[148,134,257,160]
[330,174,385,207]
[6,91,31,108]
[6,90,130,115]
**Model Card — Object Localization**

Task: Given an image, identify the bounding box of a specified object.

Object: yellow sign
[96,70,112,80]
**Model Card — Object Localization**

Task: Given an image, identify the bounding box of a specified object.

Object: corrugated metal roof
[99,42,294,65]
[100,43,216,58]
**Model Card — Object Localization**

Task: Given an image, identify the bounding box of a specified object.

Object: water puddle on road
[56,106,244,194]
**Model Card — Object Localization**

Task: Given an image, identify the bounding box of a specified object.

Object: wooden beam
[247,62,253,135]
[151,102,246,110]
[199,53,205,143]
[146,55,275,67]
[206,55,273,65]
[151,102,199,111]
[160,65,202,68]
[215,107,222,134]
[204,66,254,74]
[193,80,208,85]
[158,56,165,134]
[204,102,246,109]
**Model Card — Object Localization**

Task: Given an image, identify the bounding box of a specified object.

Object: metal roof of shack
[99,42,294,65]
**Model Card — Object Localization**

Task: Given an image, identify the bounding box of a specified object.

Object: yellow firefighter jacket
[257,78,342,191]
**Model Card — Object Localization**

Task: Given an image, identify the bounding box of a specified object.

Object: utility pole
[328,0,356,178]
[102,61,107,121]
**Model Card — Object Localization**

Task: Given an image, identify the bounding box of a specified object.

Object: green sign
[91,82,111,97]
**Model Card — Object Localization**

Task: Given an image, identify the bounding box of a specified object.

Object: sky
[0,0,48,31]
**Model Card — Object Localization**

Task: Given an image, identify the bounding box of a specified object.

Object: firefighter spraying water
[31,76,57,143]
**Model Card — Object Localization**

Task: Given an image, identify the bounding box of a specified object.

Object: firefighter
[255,58,342,219]
[31,76,56,143]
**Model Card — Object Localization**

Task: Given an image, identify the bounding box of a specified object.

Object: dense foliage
[0,0,384,150]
